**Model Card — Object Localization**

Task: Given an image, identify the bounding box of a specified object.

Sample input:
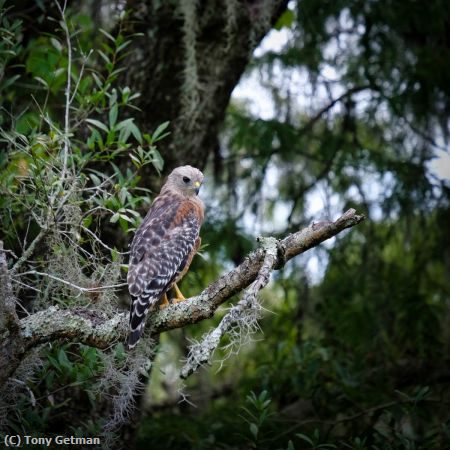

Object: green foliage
[5,344,104,439]
[0,2,168,439]
[240,390,274,448]
[0,6,167,251]
[0,0,22,116]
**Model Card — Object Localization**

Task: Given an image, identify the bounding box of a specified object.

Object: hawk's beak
[194,181,201,195]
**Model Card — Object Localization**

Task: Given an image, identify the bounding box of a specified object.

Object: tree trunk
[123,0,288,175]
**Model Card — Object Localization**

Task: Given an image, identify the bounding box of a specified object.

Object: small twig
[58,230,97,259]
[1,247,18,259]
[69,49,93,105]
[52,0,72,203]
[82,205,117,218]
[11,278,41,294]
[81,225,129,255]
[11,378,36,407]
[13,270,126,294]
[9,228,47,276]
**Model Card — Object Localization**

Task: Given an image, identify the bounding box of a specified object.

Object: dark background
[0,0,449,449]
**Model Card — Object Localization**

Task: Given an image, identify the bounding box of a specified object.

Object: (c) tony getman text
[3,435,101,446]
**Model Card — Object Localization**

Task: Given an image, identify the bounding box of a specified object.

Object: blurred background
[1,0,449,449]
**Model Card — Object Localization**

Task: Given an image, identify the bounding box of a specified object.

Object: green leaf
[129,121,142,144]
[0,74,20,92]
[116,40,132,53]
[86,118,109,133]
[124,208,141,217]
[128,92,141,101]
[82,215,93,228]
[119,130,131,144]
[109,88,118,107]
[250,423,258,439]
[106,128,116,146]
[109,103,118,128]
[57,348,72,371]
[99,28,115,43]
[34,76,48,88]
[110,67,126,78]
[115,343,125,361]
[295,434,314,446]
[50,37,62,52]
[87,129,100,150]
[150,148,164,172]
[45,370,55,389]
[119,187,127,205]
[119,213,133,223]
[111,247,119,262]
[91,72,103,89]
[116,119,142,144]
[152,121,170,142]
[274,9,295,30]
[89,173,101,186]
[58,20,68,33]
[121,86,130,102]
[97,49,110,64]
[47,356,62,373]
[130,153,141,168]
[116,118,133,130]
[119,216,129,232]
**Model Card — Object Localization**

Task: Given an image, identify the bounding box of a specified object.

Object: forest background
[0,0,449,449]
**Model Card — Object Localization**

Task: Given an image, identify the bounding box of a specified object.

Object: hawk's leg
[172,282,186,303]
[159,293,170,310]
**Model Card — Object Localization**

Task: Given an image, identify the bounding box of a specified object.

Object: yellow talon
[172,283,186,303]
[159,293,170,309]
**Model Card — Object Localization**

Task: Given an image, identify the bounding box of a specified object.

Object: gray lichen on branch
[179,236,279,379]
[1,209,365,385]
[151,208,364,335]
[0,241,19,333]
[19,306,127,349]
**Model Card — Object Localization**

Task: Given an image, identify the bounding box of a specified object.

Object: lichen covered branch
[179,236,279,379]
[0,241,19,333]
[19,306,127,349]
[151,208,365,333]
[1,209,364,384]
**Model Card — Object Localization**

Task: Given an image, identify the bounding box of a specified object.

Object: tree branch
[54,0,72,189]
[19,307,127,349]
[0,241,19,333]
[1,209,364,385]
[9,228,47,276]
[298,85,371,136]
[179,236,279,379]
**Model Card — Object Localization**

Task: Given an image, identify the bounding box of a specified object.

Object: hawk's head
[166,165,204,196]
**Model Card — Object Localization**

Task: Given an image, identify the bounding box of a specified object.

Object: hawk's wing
[126,196,201,349]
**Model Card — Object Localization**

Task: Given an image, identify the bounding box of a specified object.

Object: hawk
[126,165,204,349]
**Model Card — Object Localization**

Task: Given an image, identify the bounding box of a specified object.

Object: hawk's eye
[183,176,191,183]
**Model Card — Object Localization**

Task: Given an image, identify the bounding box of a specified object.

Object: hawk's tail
[126,325,147,350]
[126,295,157,350]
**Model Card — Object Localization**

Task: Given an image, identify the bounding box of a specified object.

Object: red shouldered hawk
[126,165,204,349]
